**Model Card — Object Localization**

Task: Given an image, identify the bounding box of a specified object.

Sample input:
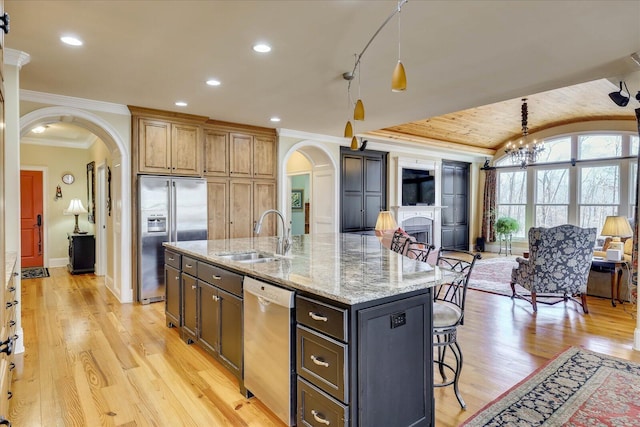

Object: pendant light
[354,63,365,120]
[391,1,407,92]
[350,136,359,151]
[344,120,353,138]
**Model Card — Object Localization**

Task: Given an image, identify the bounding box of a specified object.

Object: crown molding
[278,128,347,145]
[4,48,31,68]
[20,90,130,115]
[21,134,99,150]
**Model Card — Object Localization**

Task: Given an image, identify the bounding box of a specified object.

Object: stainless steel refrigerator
[138,175,207,304]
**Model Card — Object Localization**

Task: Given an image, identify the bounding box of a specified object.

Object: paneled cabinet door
[203,128,229,176]
[165,265,181,328]
[229,133,253,177]
[171,123,202,176]
[207,178,229,240]
[253,135,276,179]
[138,118,171,173]
[253,180,276,236]
[229,180,253,239]
[218,289,242,379]
[181,273,198,344]
[198,281,220,355]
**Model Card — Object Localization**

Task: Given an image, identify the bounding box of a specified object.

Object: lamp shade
[600,216,633,238]
[353,99,365,121]
[375,211,397,231]
[65,198,88,215]
[391,60,407,92]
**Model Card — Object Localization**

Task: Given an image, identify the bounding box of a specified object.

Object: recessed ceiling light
[253,43,272,53]
[206,79,221,86]
[32,125,47,134]
[60,36,83,46]
[175,101,188,107]
[270,117,281,123]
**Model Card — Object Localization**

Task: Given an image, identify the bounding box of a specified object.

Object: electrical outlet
[390,312,406,329]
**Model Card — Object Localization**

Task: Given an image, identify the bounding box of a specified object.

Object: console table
[591,258,627,307]
[67,233,95,274]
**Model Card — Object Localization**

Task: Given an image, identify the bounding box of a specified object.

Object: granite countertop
[164,233,449,305]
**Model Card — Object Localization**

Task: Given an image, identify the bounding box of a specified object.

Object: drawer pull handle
[191,285,197,290]
[8,321,15,328]
[175,276,179,280]
[212,275,222,280]
[311,410,330,425]
[185,264,193,268]
[213,295,220,301]
[168,257,174,261]
[8,363,14,371]
[8,287,15,293]
[310,355,329,368]
[309,312,328,322]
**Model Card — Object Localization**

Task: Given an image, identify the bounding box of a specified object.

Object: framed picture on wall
[291,189,303,211]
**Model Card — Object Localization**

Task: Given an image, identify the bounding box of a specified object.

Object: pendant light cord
[346,0,408,94]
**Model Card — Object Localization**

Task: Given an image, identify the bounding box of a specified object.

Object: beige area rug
[462,347,640,426]
[467,256,529,296]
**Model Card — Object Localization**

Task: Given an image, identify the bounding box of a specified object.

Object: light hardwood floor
[9,265,640,426]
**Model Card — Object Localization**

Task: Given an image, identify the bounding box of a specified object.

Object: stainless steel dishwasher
[243,277,295,426]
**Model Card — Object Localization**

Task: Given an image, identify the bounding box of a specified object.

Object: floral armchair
[510,225,597,313]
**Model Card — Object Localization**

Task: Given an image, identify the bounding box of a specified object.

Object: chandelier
[504,98,545,168]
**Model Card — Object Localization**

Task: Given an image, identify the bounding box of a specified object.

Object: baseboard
[49,257,68,268]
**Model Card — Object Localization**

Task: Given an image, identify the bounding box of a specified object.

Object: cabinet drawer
[164,250,181,269]
[297,377,348,427]
[182,256,198,276]
[296,295,347,341]
[197,262,243,297]
[297,325,348,402]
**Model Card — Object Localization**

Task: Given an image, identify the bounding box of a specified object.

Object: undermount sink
[215,251,279,264]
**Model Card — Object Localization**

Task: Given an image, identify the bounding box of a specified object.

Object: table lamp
[375,211,397,234]
[601,215,632,256]
[65,198,88,234]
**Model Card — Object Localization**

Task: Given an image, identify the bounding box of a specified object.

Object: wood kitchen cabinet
[165,253,244,387]
[297,291,433,427]
[137,118,202,176]
[207,178,276,239]
[205,121,277,179]
[203,127,229,177]
[164,249,182,328]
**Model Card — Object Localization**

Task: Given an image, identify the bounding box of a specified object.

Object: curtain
[482,168,497,243]
[632,108,640,306]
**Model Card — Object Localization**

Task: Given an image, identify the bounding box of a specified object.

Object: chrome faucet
[254,209,292,256]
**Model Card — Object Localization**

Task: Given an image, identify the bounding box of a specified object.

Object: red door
[21,170,44,267]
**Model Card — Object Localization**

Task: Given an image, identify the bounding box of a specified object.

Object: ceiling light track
[343,0,409,150]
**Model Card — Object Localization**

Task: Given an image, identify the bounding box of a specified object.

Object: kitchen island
[164,233,446,427]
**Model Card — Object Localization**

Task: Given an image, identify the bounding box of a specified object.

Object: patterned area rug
[21,267,50,279]
[468,256,527,296]
[462,347,640,426]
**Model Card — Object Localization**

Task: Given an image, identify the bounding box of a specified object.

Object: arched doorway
[282,142,338,234]
[20,106,132,303]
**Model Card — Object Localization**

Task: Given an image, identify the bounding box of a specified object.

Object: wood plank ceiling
[369,79,638,154]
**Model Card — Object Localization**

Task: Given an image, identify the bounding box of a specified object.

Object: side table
[67,233,95,274]
[591,258,627,307]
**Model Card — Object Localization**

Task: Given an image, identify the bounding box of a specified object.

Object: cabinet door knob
[311,410,330,425]
[191,285,196,290]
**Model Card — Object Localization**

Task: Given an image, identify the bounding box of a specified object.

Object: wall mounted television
[402,168,435,206]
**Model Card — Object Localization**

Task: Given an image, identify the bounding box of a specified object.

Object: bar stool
[432,248,480,409]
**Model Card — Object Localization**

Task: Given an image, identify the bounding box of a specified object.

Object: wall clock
[62,173,75,185]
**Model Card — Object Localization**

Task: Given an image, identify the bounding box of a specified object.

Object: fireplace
[391,206,442,249]
[402,215,433,244]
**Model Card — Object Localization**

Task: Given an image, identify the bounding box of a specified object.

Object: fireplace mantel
[390,206,444,248]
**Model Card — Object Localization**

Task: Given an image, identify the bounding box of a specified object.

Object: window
[497,170,527,238]
[495,132,637,240]
[535,168,569,227]
[579,165,619,233]
[578,135,621,160]
[537,137,571,163]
